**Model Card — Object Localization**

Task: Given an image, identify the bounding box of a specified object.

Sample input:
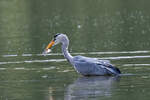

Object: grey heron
[43,33,121,76]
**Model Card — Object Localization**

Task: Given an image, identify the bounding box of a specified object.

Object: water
[1,51,150,100]
[1,0,150,100]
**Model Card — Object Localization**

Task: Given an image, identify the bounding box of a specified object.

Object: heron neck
[62,44,73,65]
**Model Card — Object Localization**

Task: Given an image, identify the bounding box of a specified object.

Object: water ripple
[0,67,57,71]
[100,55,150,60]
[0,59,66,65]
[1,50,150,65]
[123,64,150,67]
[1,50,150,57]
[2,54,18,57]
[1,55,150,65]
[86,50,150,55]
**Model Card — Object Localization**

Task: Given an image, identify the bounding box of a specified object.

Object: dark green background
[0,0,150,54]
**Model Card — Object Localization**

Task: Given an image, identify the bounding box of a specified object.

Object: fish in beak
[43,40,55,54]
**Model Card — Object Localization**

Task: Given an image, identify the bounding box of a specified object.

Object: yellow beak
[46,40,55,50]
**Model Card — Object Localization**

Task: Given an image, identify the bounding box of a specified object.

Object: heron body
[44,33,121,76]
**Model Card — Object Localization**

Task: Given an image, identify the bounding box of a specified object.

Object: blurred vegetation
[0,0,150,54]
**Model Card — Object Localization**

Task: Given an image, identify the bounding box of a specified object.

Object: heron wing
[73,56,118,75]
[73,55,112,66]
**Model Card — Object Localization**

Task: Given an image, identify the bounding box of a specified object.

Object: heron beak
[46,40,55,50]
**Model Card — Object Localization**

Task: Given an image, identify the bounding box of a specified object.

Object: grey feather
[73,56,120,76]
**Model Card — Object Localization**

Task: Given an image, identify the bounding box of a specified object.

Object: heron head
[43,33,68,54]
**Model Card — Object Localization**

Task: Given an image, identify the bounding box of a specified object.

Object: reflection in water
[65,76,120,100]
[48,87,54,100]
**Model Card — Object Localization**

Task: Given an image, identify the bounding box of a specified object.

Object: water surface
[0,0,150,100]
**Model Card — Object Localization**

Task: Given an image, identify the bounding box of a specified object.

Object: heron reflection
[64,76,120,100]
